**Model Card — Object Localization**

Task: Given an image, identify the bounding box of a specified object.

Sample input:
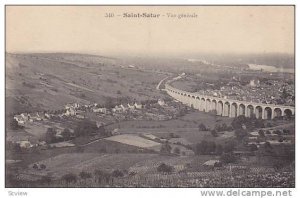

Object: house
[203,160,221,167]
[120,104,128,111]
[65,103,80,110]
[158,99,165,106]
[20,113,29,121]
[127,103,135,110]
[112,105,123,113]
[14,115,25,125]
[45,113,52,119]
[17,140,32,148]
[92,107,107,114]
[96,121,105,128]
[134,102,143,109]
[76,114,85,119]
[65,108,76,116]
[112,128,120,135]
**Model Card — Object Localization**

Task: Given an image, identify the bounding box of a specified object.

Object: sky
[6,6,294,55]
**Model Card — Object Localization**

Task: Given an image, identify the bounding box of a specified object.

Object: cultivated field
[105,134,161,148]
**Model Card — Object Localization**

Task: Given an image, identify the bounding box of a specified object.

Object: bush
[223,141,235,153]
[40,176,52,184]
[40,164,46,170]
[283,129,290,134]
[45,128,57,144]
[234,129,247,140]
[220,153,237,164]
[79,171,92,180]
[174,147,180,155]
[61,128,71,141]
[215,144,223,155]
[10,118,24,130]
[198,123,207,131]
[62,173,77,183]
[32,164,39,170]
[111,169,124,177]
[195,141,216,155]
[157,163,174,174]
[160,142,172,154]
[210,130,218,137]
[249,144,258,152]
[74,119,100,137]
[258,130,265,137]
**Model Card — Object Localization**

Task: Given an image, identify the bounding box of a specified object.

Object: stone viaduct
[165,84,295,120]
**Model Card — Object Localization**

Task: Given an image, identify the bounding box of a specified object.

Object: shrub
[210,130,218,137]
[62,173,77,183]
[111,169,124,178]
[220,153,237,164]
[32,164,39,170]
[157,163,174,174]
[258,130,265,137]
[40,164,46,170]
[198,123,207,131]
[195,141,216,155]
[79,171,92,180]
[174,147,180,155]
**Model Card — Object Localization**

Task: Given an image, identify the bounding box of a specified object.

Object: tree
[79,171,92,180]
[160,142,172,154]
[32,164,39,170]
[40,175,52,184]
[263,141,274,154]
[40,164,46,170]
[195,141,216,155]
[215,144,223,155]
[281,87,290,99]
[74,119,99,137]
[198,123,207,131]
[45,128,56,144]
[231,115,248,130]
[234,129,247,140]
[157,163,174,174]
[220,153,237,164]
[10,118,24,130]
[223,141,235,153]
[94,169,111,184]
[210,129,218,137]
[258,130,265,137]
[174,147,180,155]
[62,173,77,184]
[61,128,71,141]
[249,144,258,152]
[111,169,124,178]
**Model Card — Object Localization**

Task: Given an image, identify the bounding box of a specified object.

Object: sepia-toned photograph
[5,5,295,188]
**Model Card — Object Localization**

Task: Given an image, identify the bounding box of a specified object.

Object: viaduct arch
[165,84,295,120]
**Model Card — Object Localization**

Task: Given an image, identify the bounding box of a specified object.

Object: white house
[65,108,76,116]
[92,107,107,114]
[120,104,128,111]
[14,115,25,125]
[20,113,29,121]
[158,99,165,106]
[112,105,123,113]
[127,103,135,110]
[17,140,32,148]
[134,102,143,109]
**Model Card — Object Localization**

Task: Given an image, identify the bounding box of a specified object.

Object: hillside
[5,53,168,115]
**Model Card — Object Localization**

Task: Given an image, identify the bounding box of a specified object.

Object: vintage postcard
[5,5,295,189]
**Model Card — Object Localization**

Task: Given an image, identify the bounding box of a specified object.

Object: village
[9,98,187,149]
